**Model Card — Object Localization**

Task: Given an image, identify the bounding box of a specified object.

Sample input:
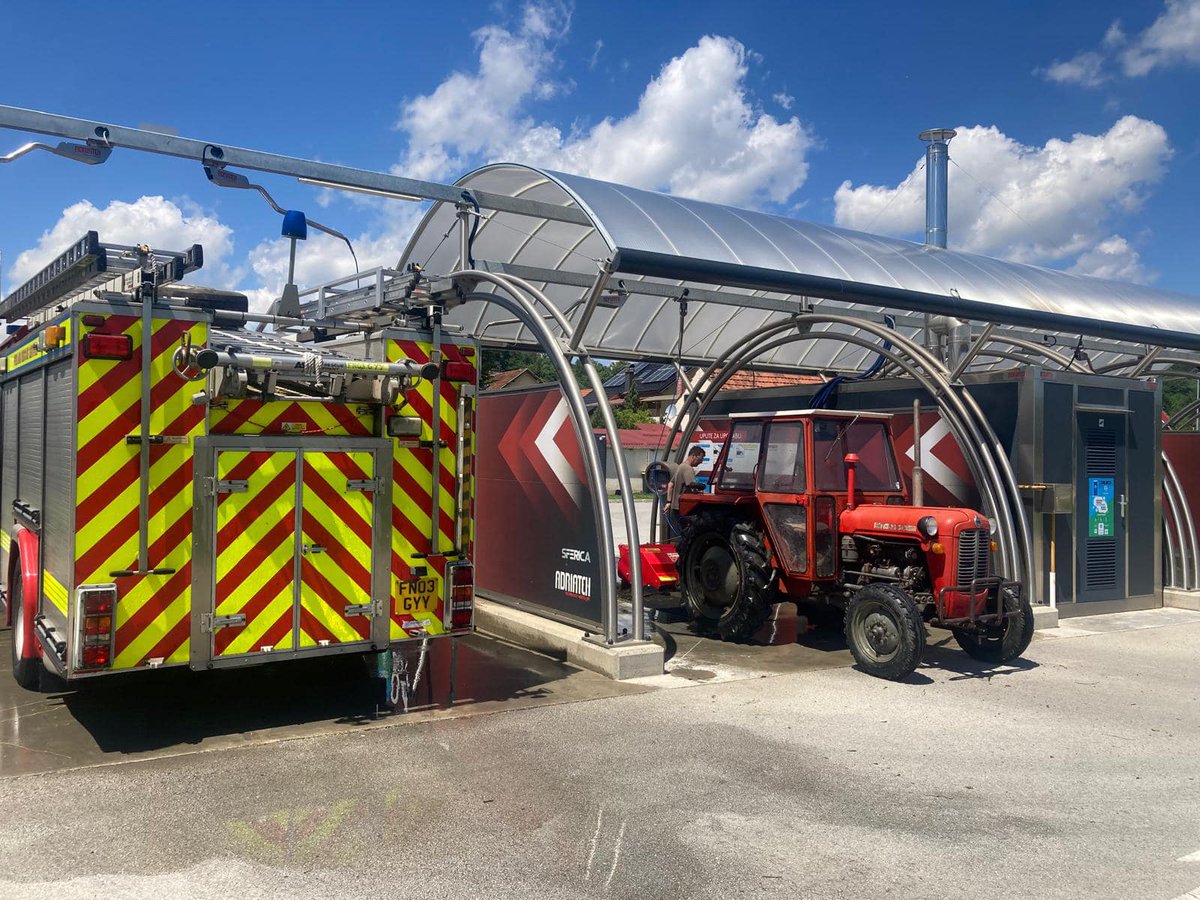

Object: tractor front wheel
[952,587,1034,663]
[678,513,774,641]
[844,584,925,681]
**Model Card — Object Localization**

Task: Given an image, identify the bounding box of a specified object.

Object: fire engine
[626,409,1033,680]
[1,232,477,701]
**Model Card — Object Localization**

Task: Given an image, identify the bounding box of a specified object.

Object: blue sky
[1,0,1197,308]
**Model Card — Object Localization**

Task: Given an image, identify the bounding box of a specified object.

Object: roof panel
[396,163,1200,370]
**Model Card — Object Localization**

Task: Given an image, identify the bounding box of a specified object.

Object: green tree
[1163,364,1198,427]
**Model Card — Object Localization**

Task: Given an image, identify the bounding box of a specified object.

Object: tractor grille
[955,529,990,584]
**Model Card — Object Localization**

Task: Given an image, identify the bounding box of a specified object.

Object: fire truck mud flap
[190,437,392,669]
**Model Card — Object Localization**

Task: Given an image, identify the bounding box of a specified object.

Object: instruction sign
[1088,477,1115,538]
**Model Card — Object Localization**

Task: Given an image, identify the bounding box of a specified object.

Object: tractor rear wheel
[844,584,925,681]
[678,512,774,641]
[952,587,1034,663]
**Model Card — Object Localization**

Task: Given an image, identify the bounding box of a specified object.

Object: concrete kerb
[1163,588,1200,611]
[1032,605,1060,630]
[474,598,664,681]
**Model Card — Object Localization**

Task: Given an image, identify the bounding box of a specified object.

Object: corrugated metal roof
[399,163,1200,374]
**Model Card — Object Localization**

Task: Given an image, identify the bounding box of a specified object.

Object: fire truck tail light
[443,361,476,383]
[77,585,117,671]
[81,645,111,668]
[81,332,133,361]
[83,590,114,616]
[449,565,474,631]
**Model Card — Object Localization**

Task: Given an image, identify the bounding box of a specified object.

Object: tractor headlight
[987,517,998,536]
[917,515,938,539]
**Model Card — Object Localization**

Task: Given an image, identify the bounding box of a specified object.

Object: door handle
[1118,494,1127,519]
[302,543,326,555]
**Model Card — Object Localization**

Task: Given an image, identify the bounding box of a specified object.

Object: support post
[911,399,924,506]
[569,258,614,351]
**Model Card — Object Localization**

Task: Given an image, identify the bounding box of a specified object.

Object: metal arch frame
[653,315,1034,591]
[474,268,645,639]
[1162,457,1198,590]
[675,327,1021,575]
[457,272,644,644]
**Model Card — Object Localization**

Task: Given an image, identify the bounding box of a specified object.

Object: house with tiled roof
[485,367,541,392]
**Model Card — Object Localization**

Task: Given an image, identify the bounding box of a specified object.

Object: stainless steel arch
[667,328,1019,577]
[456,272,644,643]
[467,269,645,638]
[656,316,1032,589]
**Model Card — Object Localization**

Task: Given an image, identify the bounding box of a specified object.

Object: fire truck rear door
[298,449,391,648]
[191,437,391,668]
[209,449,300,658]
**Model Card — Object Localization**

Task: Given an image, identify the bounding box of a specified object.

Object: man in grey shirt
[666,445,706,538]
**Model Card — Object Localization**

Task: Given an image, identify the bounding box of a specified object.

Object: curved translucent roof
[399,163,1200,373]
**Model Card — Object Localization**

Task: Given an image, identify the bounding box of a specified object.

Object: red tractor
[643,409,1033,680]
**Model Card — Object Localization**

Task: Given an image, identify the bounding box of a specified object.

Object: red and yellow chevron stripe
[211,398,373,435]
[386,337,477,639]
[74,313,208,670]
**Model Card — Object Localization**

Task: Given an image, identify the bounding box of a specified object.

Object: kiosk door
[1075,411,1127,602]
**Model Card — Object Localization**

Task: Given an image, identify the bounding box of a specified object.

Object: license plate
[396,576,438,614]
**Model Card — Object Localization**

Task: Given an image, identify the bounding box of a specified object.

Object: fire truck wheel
[10,572,41,691]
[678,513,773,642]
[844,584,925,681]
[951,588,1034,663]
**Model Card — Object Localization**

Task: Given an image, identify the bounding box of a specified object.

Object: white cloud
[832,117,1171,279]
[773,91,795,110]
[7,195,236,290]
[536,36,814,206]
[1103,21,1126,49]
[1069,235,1149,282]
[1038,1,1200,86]
[1121,0,1200,75]
[394,0,572,182]
[1038,51,1108,87]
[395,3,814,208]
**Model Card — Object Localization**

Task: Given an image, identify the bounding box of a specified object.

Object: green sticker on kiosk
[1088,477,1114,538]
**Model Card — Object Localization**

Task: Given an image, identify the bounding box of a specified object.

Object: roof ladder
[0,231,203,323]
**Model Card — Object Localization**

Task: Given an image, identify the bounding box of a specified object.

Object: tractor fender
[8,526,41,659]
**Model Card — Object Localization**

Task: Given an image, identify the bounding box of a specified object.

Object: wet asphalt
[1,610,1199,899]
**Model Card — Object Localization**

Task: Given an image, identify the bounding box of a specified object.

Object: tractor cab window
[718,422,764,490]
[813,417,902,492]
[759,422,806,493]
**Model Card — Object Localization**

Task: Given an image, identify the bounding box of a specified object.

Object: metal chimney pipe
[919,128,956,249]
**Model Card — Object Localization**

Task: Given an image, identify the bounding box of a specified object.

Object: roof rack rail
[296,266,431,322]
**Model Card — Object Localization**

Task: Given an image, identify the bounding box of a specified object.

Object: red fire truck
[2,233,477,701]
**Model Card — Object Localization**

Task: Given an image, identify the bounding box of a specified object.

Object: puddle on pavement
[641,600,855,681]
[0,632,645,777]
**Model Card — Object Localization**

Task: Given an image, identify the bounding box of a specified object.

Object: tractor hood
[839,504,990,541]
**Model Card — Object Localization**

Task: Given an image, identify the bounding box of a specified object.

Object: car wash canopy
[401,163,1200,374]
